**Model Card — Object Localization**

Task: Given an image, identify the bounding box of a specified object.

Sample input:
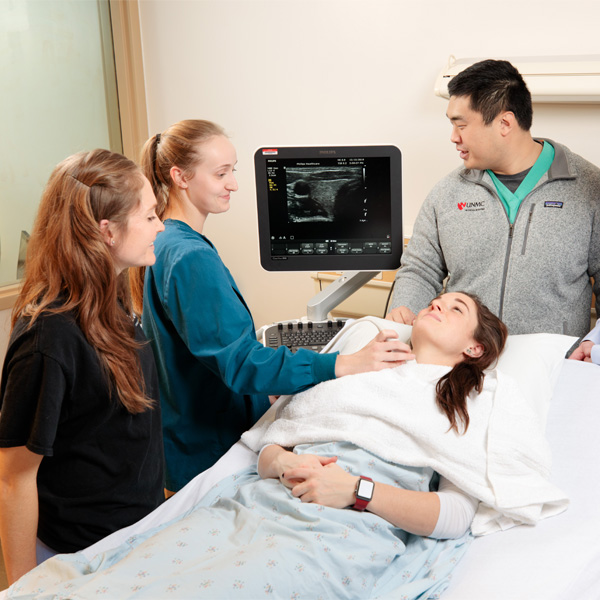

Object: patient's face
[412,292,480,361]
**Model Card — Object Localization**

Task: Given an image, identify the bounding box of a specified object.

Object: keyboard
[263,319,347,353]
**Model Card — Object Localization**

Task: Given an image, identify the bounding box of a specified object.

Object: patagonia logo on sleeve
[544,201,563,209]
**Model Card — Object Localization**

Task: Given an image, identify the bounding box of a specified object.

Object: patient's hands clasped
[258,444,356,509]
[283,460,357,509]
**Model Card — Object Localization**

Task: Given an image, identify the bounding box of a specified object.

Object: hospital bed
[2,327,599,599]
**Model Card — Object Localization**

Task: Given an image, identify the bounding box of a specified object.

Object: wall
[1,0,599,367]
[136,0,600,328]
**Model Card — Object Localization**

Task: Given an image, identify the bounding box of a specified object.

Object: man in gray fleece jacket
[388,59,600,337]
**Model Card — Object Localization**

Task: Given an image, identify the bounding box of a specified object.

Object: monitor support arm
[306,271,377,321]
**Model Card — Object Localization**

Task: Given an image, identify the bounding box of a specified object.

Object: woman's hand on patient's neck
[334,330,415,377]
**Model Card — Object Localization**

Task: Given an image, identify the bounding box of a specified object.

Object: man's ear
[498,111,516,137]
[170,166,188,189]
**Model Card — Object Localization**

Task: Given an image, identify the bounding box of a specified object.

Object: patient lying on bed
[5,293,569,600]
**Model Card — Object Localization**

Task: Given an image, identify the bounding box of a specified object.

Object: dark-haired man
[387,59,600,337]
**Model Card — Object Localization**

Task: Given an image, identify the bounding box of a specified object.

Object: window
[0,0,146,302]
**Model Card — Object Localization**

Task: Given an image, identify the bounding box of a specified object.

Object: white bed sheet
[2,359,599,598]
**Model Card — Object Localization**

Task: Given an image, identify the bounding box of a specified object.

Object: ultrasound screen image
[285,166,363,224]
[264,155,391,243]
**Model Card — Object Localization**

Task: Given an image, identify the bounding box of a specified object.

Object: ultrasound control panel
[271,240,392,256]
[264,319,347,353]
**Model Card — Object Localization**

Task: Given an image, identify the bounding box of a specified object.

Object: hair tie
[156,133,161,144]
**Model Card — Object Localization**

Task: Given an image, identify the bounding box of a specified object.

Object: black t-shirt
[0,309,164,553]
[494,167,531,193]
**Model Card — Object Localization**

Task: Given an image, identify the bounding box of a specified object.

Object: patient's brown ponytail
[435,294,507,433]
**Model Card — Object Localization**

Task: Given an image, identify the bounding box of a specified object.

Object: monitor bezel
[254,145,402,272]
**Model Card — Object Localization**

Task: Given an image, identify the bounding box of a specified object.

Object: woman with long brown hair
[0,149,165,585]
[134,119,413,494]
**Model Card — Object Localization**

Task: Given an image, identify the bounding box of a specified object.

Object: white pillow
[496,333,577,422]
[323,317,576,422]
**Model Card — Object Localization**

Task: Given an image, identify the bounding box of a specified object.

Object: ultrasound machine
[254,144,403,352]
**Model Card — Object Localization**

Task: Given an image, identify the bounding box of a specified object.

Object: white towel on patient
[242,362,569,536]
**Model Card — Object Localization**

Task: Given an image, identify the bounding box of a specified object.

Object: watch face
[357,478,374,500]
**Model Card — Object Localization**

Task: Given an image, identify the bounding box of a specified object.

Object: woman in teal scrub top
[134,120,412,493]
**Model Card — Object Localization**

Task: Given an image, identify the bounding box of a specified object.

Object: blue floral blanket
[7,442,471,600]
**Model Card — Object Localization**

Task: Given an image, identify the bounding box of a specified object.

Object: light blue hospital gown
[8,442,472,600]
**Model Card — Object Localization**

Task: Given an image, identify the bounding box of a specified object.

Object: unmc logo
[457,201,485,212]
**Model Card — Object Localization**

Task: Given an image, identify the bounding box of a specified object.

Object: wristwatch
[352,476,374,511]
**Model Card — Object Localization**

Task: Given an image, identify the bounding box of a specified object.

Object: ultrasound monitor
[254,145,402,320]
[254,145,402,272]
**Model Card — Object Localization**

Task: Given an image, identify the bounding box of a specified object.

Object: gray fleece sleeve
[586,184,600,312]
[391,191,448,314]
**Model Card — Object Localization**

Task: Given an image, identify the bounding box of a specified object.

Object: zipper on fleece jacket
[521,205,536,255]
[498,223,514,321]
